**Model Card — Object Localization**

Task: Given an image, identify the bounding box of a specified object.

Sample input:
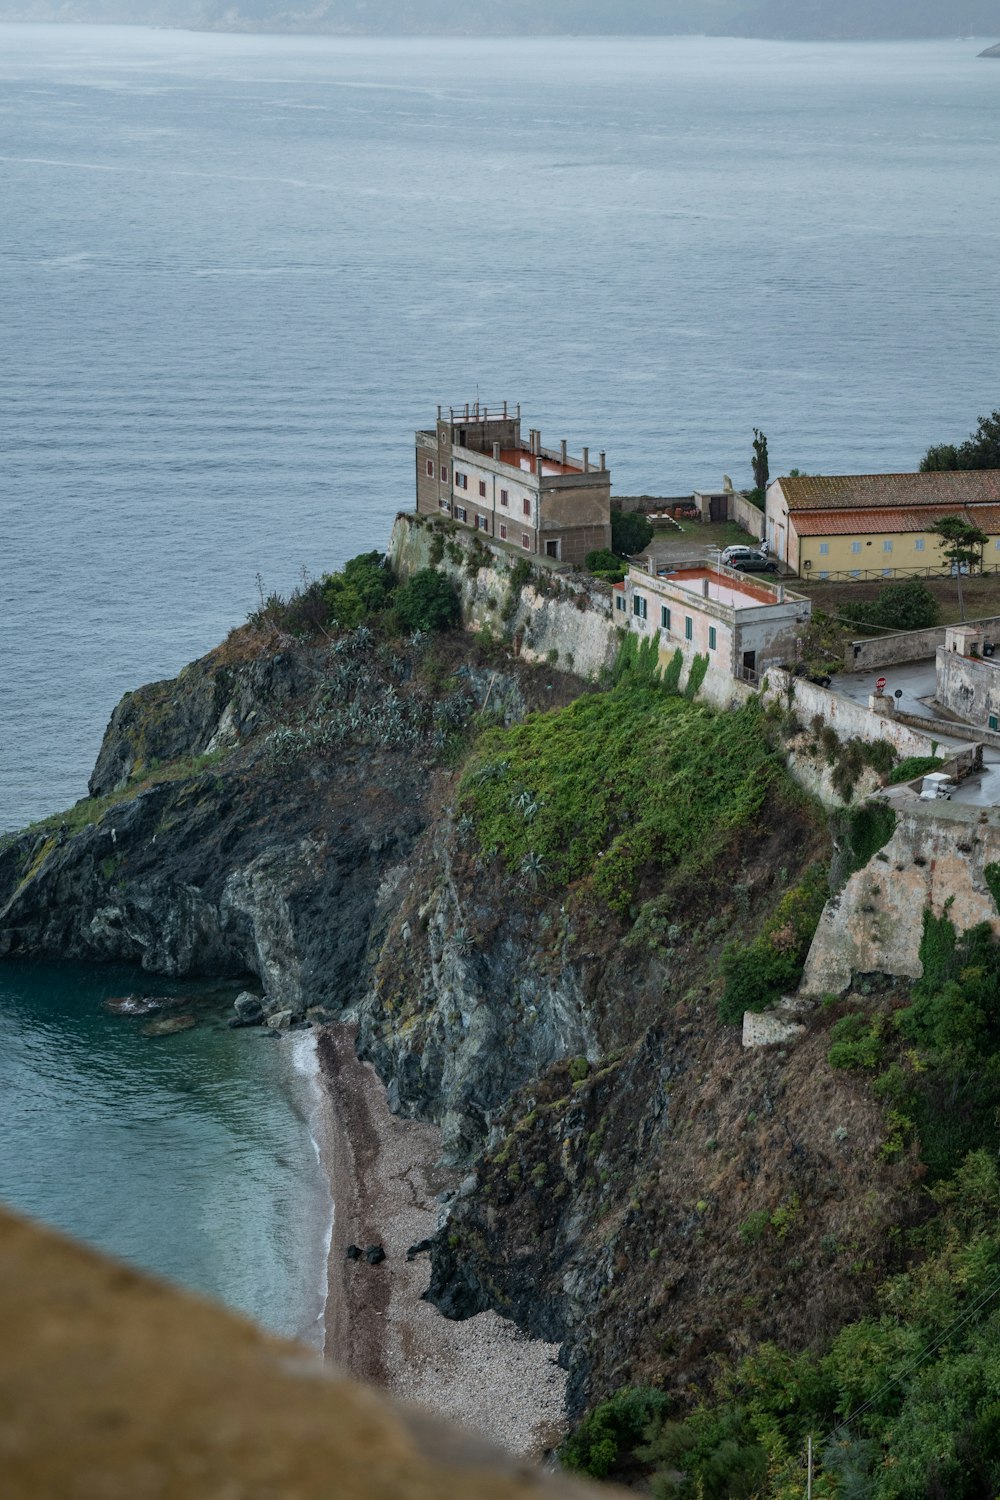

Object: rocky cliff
[0,568,934,1424]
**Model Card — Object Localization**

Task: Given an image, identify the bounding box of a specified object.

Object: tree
[394,568,460,632]
[931,515,988,621]
[610,508,654,558]
[752,428,770,493]
[920,444,960,473]
[920,409,1000,472]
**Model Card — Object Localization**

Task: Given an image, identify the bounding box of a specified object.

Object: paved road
[831,658,1000,806]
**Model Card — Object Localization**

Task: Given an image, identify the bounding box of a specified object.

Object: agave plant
[520,851,547,889]
[452,926,474,957]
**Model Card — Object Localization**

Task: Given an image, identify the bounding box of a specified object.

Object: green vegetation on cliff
[460,685,793,914]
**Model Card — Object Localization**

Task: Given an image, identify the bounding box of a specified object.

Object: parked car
[792,662,832,688]
[721,545,761,565]
[732,554,779,574]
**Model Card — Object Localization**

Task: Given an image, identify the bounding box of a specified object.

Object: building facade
[766,471,1000,579]
[415,402,612,567]
[936,624,1000,733]
[619,563,811,685]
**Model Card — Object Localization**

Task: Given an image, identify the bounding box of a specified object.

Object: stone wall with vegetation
[389,513,619,681]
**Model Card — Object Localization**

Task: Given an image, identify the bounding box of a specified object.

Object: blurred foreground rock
[0,1206,610,1500]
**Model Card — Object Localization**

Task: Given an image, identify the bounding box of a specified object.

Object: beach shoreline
[316,1023,568,1460]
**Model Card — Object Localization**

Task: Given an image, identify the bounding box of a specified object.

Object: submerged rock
[103,994,180,1017]
[141,1015,197,1038]
[233,991,264,1025]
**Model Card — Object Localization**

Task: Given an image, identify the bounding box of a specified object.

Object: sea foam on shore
[284,1030,336,1353]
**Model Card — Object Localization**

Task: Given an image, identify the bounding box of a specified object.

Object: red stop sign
[876,676,887,693]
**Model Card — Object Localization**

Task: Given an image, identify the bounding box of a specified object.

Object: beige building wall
[798,530,945,578]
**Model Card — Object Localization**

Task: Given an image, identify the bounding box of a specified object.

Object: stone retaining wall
[389,514,620,681]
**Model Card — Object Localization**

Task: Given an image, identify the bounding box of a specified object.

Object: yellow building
[765,471,1000,580]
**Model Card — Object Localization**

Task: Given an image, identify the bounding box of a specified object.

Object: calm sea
[1,24,998,1334]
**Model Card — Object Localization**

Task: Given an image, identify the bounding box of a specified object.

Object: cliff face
[0,630,546,1004]
[0,583,932,1418]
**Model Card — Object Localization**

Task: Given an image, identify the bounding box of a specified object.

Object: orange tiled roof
[791,504,1000,537]
[778,471,1000,512]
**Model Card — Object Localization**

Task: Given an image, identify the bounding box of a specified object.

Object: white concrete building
[618,563,812,689]
[415,402,612,567]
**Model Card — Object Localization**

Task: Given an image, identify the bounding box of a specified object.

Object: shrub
[586,548,622,573]
[611,508,654,557]
[395,569,461,633]
[684,653,709,700]
[888,755,944,785]
[827,1012,885,1070]
[831,802,897,885]
[718,865,829,1024]
[840,579,939,634]
[561,1387,670,1479]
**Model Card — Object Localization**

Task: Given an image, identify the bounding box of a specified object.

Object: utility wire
[824,1263,1000,1448]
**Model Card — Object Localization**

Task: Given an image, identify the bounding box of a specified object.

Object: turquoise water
[0,960,332,1346]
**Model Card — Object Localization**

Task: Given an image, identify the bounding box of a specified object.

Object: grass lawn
[800,574,1000,628]
[646,518,758,557]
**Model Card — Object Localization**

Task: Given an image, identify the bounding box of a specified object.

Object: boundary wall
[845,614,1000,673]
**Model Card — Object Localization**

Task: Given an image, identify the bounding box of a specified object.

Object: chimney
[599,451,606,471]
[436,404,442,420]
[503,400,508,417]
[464,402,470,419]
[560,439,567,465]
[582,447,590,472]
[493,441,500,461]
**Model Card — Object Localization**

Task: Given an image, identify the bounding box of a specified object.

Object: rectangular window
[440,465,448,483]
[478,480,487,498]
[632,594,647,620]
[425,459,434,477]
[915,538,925,552]
[883,539,893,553]
[455,506,467,523]
[851,541,862,554]
[500,489,509,507]
[475,514,488,531]
[990,715,999,732]
[685,616,693,641]
[455,472,468,490]
[615,594,626,612]
[819,571,829,580]
[819,542,829,556]
[708,626,717,650]
[882,567,892,577]
[499,523,507,540]
[660,605,671,631]
[439,498,450,513]
[521,533,531,550]
[523,498,531,517]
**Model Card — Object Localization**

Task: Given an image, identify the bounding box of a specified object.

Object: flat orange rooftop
[654,566,782,608]
[499,448,584,478]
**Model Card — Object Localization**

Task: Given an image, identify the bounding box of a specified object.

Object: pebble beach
[317,1025,568,1459]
